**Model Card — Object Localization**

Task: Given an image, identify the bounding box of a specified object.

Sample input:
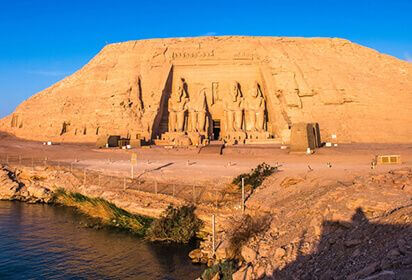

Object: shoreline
[0,200,205,280]
[0,165,155,235]
[1,151,412,279]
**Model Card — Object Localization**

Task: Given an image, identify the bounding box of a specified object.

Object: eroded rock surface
[0,165,53,203]
[1,36,411,144]
[201,168,412,279]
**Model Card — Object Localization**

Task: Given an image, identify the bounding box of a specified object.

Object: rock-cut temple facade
[1,36,411,144]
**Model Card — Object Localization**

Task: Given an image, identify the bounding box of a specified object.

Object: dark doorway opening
[212,120,221,140]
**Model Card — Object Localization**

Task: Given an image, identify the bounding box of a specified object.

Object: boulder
[189,248,202,260]
[0,168,20,200]
[26,185,53,203]
[258,242,272,258]
[241,246,257,263]
[274,247,286,260]
[345,239,362,247]
[232,265,253,280]
[348,262,380,280]
[0,166,54,203]
[215,240,236,261]
[253,262,266,279]
[386,248,400,258]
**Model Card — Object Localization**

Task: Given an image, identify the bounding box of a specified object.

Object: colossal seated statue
[168,79,188,133]
[188,88,207,133]
[224,81,243,133]
[245,81,266,132]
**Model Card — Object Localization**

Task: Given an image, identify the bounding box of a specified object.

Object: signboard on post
[130,153,137,179]
[131,153,138,165]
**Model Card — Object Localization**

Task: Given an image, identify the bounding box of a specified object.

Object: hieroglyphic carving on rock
[171,50,214,60]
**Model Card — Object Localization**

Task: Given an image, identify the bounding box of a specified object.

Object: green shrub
[52,188,153,236]
[147,204,203,243]
[201,260,238,280]
[232,162,276,190]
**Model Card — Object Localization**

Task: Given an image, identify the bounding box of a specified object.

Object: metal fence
[0,153,242,208]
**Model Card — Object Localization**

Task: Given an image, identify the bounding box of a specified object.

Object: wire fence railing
[0,153,242,208]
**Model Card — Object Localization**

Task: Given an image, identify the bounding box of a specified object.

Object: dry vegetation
[227,214,272,258]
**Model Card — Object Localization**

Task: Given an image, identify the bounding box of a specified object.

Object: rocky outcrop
[0,166,21,200]
[0,164,189,220]
[1,36,411,143]
[0,165,53,203]
[198,168,412,279]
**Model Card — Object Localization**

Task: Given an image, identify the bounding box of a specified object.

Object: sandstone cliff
[1,36,411,143]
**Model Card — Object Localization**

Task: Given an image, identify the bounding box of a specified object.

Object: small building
[290,123,322,152]
[96,135,121,148]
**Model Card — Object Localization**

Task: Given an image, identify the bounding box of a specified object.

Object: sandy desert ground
[1,132,411,186]
[1,131,412,279]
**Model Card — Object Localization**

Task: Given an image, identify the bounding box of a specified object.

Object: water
[0,201,204,280]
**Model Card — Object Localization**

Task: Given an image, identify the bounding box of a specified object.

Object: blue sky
[0,0,411,118]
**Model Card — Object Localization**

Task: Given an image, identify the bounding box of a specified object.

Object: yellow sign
[131,153,137,165]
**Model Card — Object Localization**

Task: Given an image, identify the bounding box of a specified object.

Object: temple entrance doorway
[212,120,221,140]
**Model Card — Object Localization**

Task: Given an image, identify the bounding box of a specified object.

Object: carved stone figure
[168,78,188,132]
[245,81,266,132]
[224,81,243,132]
[188,88,207,132]
[128,76,144,114]
[136,76,144,110]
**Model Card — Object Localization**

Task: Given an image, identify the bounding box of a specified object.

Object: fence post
[193,185,196,203]
[212,214,216,256]
[242,177,245,213]
[215,190,218,209]
[131,165,134,180]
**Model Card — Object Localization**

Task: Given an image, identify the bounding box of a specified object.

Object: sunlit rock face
[1,36,411,144]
